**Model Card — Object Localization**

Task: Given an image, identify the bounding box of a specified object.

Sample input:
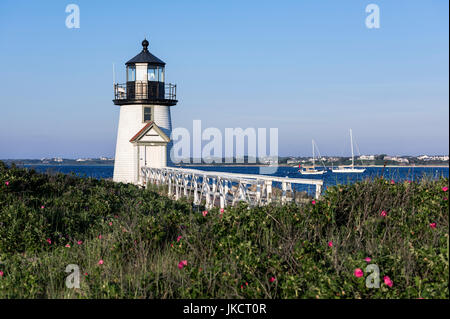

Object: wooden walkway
[141,166,323,209]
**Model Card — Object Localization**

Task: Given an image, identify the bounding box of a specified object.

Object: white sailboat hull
[331,168,366,173]
[299,170,327,175]
[331,129,366,174]
[298,139,327,176]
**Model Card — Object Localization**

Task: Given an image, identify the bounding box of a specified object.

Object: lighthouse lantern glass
[158,66,164,82]
[148,65,164,82]
[148,66,156,81]
[127,66,136,81]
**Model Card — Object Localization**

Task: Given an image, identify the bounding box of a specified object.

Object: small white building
[384,156,409,163]
[358,155,375,160]
[417,155,430,160]
[112,39,178,184]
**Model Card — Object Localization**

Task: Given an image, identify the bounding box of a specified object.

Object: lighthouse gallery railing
[141,166,323,209]
[114,82,176,101]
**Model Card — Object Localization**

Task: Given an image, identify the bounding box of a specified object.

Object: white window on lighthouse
[143,106,152,122]
[127,65,136,81]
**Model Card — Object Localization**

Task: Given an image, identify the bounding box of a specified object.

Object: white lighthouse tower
[113,39,177,184]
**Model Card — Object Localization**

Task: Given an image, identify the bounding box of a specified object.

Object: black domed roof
[125,39,165,66]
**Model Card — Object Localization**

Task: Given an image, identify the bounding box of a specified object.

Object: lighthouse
[113,39,177,184]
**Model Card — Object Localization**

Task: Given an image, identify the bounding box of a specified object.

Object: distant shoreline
[5,162,449,169]
[18,163,114,167]
[361,165,449,168]
[177,164,449,168]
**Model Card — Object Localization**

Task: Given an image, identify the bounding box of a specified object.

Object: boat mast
[350,129,354,168]
[312,140,315,168]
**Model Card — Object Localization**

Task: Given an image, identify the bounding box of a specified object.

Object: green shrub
[0,162,448,298]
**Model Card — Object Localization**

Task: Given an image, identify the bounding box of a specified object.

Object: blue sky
[0,0,448,158]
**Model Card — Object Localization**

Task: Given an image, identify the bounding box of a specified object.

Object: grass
[0,161,448,298]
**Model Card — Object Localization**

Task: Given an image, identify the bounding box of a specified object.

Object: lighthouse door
[138,144,165,168]
[141,145,159,168]
[138,145,147,169]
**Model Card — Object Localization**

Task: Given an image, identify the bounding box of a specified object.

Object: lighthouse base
[113,104,172,184]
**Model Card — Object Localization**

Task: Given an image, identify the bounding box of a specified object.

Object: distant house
[384,156,409,163]
[358,155,375,160]
[417,155,449,161]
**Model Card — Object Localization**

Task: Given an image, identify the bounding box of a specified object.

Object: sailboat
[331,129,366,173]
[299,140,327,175]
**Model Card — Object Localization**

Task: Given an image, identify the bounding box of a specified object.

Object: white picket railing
[141,166,323,209]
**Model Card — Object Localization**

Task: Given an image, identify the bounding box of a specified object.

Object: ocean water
[20,164,448,194]
[182,165,449,194]
[21,165,114,180]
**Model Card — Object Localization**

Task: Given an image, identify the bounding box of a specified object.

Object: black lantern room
[113,39,177,106]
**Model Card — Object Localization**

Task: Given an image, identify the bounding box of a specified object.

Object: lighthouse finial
[142,38,149,52]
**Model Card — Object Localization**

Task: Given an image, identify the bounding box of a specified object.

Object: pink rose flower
[269,276,276,283]
[364,257,371,262]
[98,259,104,265]
[178,261,185,269]
[46,238,52,245]
[328,241,333,247]
[65,244,71,248]
[202,210,208,217]
[380,210,387,217]
[0,270,3,277]
[40,205,45,209]
[312,200,316,205]
[109,222,113,226]
[181,260,188,266]
[5,181,9,186]
[429,223,436,229]
[177,235,182,242]
[390,180,395,185]
[383,276,393,287]
[220,208,224,213]
[354,268,364,278]
[442,186,448,192]
[77,240,83,245]
[98,235,102,239]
